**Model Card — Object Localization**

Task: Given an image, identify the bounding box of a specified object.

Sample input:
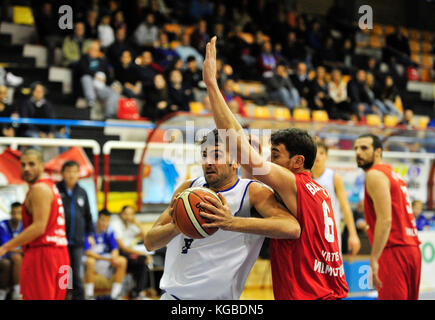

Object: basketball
[172,187,222,239]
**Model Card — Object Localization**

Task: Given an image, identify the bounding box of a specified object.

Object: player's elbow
[143,235,157,252]
[287,223,301,239]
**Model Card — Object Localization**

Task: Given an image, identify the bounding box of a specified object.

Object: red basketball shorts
[20,246,70,300]
[378,245,421,300]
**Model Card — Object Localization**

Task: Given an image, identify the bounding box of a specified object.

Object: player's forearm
[207,81,244,133]
[1,224,44,252]
[228,216,301,239]
[144,223,179,251]
[371,217,392,261]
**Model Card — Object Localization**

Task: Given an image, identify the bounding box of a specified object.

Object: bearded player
[0,149,70,300]
[354,134,421,300]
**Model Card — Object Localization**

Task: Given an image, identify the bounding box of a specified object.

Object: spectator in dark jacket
[19,82,63,139]
[114,50,142,98]
[347,69,377,121]
[142,74,171,121]
[265,63,300,111]
[57,161,95,300]
[0,85,16,137]
[290,62,311,107]
[168,70,191,112]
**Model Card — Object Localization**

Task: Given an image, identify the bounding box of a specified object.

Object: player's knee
[85,257,96,269]
[10,253,22,264]
[118,256,127,269]
[0,258,11,270]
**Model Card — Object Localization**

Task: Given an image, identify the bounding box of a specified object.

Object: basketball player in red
[0,149,70,300]
[203,36,348,299]
[354,134,421,300]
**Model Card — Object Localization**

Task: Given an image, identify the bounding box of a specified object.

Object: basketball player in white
[144,129,301,300]
[311,139,361,254]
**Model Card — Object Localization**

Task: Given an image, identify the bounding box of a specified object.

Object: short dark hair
[357,133,383,151]
[61,160,80,172]
[200,128,225,147]
[121,205,134,213]
[271,128,317,170]
[11,202,21,209]
[98,209,111,218]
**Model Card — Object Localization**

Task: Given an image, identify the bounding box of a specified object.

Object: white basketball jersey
[160,177,265,300]
[314,168,342,247]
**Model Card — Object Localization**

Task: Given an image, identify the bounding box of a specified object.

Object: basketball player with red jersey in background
[0,149,70,300]
[202,36,348,300]
[354,134,421,300]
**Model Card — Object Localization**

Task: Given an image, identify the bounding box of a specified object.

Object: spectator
[83,210,127,300]
[175,33,204,67]
[258,41,277,79]
[328,69,351,120]
[114,50,142,98]
[34,1,63,66]
[378,75,403,117]
[133,13,159,51]
[76,41,120,119]
[111,205,154,299]
[290,62,310,107]
[413,200,430,231]
[283,31,307,65]
[221,78,247,117]
[0,202,23,300]
[57,161,95,300]
[347,69,376,121]
[62,22,92,67]
[309,66,335,116]
[142,73,171,120]
[153,32,181,71]
[316,36,338,66]
[85,10,99,39]
[399,109,417,129]
[168,69,191,112]
[112,10,127,31]
[337,38,354,71]
[136,51,162,91]
[216,58,235,88]
[190,19,210,54]
[182,56,205,101]
[385,28,411,66]
[106,27,135,68]
[308,20,323,51]
[366,57,383,84]
[98,13,115,50]
[364,72,384,117]
[19,82,65,139]
[264,63,300,112]
[0,85,16,137]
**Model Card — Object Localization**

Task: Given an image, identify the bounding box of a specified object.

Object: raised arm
[200,182,300,239]
[143,180,192,251]
[203,37,296,209]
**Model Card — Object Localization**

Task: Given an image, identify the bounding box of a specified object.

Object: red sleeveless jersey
[270,171,348,300]
[22,178,68,250]
[364,163,420,248]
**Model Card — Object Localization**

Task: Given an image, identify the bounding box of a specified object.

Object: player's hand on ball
[199,193,233,230]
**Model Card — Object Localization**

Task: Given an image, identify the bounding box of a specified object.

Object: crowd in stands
[0,0,431,135]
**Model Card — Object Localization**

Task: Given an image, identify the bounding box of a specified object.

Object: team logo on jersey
[181,238,194,254]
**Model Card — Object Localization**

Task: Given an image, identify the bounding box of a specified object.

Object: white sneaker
[6,72,23,87]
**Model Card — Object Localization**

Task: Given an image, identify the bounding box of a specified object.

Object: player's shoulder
[29,181,52,196]
[247,179,273,194]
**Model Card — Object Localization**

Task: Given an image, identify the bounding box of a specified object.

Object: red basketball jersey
[270,171,348,300]
[22,178,68,250]
[364,163,421,248]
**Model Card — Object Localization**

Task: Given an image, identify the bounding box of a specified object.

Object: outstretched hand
[203,36,218,88]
